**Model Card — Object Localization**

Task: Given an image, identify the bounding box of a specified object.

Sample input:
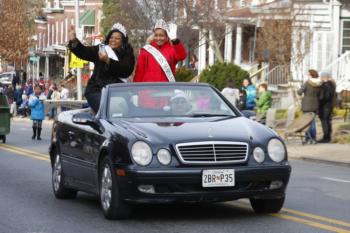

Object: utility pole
[75,0,82,100]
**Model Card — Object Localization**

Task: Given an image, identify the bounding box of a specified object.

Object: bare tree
[0,0,43,67]
[255,2,313,68]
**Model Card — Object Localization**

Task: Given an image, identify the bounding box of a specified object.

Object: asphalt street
[0,121,349,233]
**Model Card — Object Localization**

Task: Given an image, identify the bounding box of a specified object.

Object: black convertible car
[49,83,291,219]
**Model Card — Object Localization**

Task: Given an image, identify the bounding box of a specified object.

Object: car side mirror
[72,112,102,133]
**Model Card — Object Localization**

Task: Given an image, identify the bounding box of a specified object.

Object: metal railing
[323,51,350,92]
[249,64,269,83]
[265,65,290,86]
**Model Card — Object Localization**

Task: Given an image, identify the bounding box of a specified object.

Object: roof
[80,9,95,26]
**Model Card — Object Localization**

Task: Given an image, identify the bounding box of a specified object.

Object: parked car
[49,83,291,219]
[0,71,16,86]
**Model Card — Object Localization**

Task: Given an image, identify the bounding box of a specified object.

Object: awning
[80,9,95,26]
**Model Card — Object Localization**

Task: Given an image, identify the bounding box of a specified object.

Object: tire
[250,197,285,213]
[52,153,77,199]
[99,157,131,219]
[1,135,5,143]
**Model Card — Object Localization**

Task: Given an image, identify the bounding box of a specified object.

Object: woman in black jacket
[68,23,135,112]
[318,71,336,143]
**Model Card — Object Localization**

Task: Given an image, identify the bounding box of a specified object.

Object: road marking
[235,201,350,233]
[271,213,350,233]
[0,144,49,162]
[0,144,49,158]
[282,208,350,228]
[321,177,350,184]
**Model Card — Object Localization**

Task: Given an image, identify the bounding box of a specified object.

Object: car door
[78,124,105,187]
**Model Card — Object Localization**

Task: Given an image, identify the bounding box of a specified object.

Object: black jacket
[320,80,336,109]
[68,39,135,96]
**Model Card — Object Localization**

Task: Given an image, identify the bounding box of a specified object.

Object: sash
[105,45,119,61]
[143,44,175,82]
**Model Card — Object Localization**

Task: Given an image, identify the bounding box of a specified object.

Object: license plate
[202,169,235,187]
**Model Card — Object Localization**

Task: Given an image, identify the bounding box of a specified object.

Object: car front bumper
[116,164,291,204]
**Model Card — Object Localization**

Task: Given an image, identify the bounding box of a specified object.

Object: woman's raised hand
[68,25,76,41]
[98,52,109,64]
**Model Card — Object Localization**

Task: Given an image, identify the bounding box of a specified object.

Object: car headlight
[253,147,265,163]
[157,149,171,165]
[131,141,153,166]
[267,139,286,163]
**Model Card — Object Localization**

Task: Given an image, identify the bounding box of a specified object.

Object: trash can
[0,93,11,143]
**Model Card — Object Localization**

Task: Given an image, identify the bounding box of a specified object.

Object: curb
[289,156,350,167]
[10,117,53,125]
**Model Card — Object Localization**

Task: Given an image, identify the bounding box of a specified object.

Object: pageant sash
[143,44,175,82]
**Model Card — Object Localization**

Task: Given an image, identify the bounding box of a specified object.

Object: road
[0,120,349,233]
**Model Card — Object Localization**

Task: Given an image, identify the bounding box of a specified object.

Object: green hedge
[175,67,196,82]
[199,63,249,90]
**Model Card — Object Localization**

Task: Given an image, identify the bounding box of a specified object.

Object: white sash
[105,45,119,61]
[143,44,175,82]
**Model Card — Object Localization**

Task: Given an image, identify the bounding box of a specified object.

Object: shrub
[175,67,196,82]
[199,62,249,90]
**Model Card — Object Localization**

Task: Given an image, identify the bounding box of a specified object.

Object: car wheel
[250,197,285,213]
[2,135,6,143]
[100,157,131,219]
[52,153,77,199]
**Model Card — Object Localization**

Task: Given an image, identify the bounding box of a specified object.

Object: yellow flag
[70,53,88,68]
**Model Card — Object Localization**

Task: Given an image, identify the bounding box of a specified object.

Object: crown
[154,19,169,34]
[111,23,127,37]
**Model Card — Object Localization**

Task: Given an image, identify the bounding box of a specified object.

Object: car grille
[175,141,249,164]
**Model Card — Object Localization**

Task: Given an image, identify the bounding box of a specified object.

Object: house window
[341,19,350,54]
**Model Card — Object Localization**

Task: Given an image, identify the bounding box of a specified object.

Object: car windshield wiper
[189,113,235,118]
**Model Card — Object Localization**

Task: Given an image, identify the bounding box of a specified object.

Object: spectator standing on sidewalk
[241,77,256,111]
[318,71,336,143]
[221,79,240,107]
[297,69,323,144]
[28,85,46,140]
[47,83,60,119]
[60,84,69,100]
[256,83,272,124]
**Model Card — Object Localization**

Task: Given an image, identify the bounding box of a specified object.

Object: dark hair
[240,89,247,95]
[308,69,319,78]
[104,29,133,57]
[243,78,252,85]
[227,79,235,88]
[34,84,42,91]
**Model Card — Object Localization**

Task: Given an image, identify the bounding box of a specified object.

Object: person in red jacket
[133,19,187,108]
[134,19,187,83]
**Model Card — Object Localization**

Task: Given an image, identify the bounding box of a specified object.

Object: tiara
[154,19,169,33]
[111,23,127,37]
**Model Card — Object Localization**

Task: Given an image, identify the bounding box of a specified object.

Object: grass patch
[332,122,350,144]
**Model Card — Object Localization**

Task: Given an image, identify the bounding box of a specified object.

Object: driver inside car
[169,90,191,115]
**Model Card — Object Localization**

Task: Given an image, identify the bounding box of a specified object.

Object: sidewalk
[10,116,54,126]
[287,143,350,166]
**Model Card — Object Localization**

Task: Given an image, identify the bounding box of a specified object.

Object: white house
[191,0,350,91]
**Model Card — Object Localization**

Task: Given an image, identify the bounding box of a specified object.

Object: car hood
[113,116,277,145]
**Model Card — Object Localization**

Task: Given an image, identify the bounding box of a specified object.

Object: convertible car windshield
[107,84,237,119]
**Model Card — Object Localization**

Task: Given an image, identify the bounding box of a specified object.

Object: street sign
[70,53,88,68]
[29,56,40,63]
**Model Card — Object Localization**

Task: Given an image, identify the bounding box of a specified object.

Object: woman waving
[68,23,135,112]
[133,19,187,83]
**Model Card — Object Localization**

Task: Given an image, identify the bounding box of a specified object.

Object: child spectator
[256,83,272,124]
